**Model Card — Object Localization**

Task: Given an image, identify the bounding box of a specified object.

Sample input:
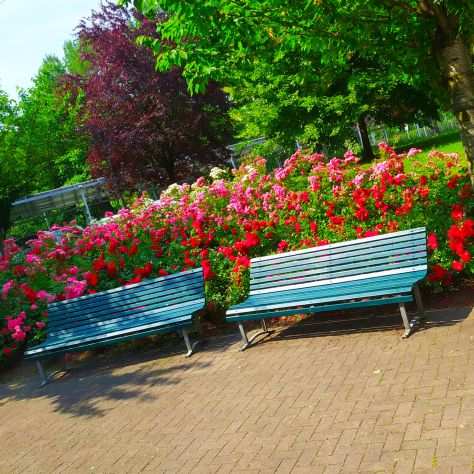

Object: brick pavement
[1,304,474,473]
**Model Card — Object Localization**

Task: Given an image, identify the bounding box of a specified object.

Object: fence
[365,116,459,148]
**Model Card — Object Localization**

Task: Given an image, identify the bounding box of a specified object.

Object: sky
[0,0,101,98]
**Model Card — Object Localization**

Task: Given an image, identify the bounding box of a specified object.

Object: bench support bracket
[35,358,71,387]
[182,328,199,357]
[414,284,425,316]
[238,320,274,351]
[35,360,49,388]
[400,303,422,339]
[399,285,426,339]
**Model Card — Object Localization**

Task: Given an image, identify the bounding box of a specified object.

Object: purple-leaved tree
[68,2,231,192]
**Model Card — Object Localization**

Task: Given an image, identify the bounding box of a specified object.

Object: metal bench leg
[399,303,414,339]
[36,361,49,388]
[238,323,250,351]
[414,284,425,316]
[238,320,274,351]
[182,328,199,358]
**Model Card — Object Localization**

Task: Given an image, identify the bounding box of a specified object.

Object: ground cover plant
[1,144,473,367]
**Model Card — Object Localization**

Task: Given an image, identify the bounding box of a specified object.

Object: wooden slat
[48,268,202,310]
[227,228,427,325]
[252,236,426,273]
[252,228,426,266]
[250,256,427,290]
[251,242,427,277]
[47,298,204,334]
[26,268,205,359]
[47,302,203,342]
[47,284,204,326]
[246,280,420,306]
[25,314,193,356]
[231,273,421,312]
[228,285,412,316]
[49,272,203,313]
[226,294,413,322]
[49,277,203,316]
[249,266,427,296]
[25,318,192,359]
[240,271,426,310]
[48,298,204,336]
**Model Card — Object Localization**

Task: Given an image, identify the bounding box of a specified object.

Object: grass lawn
[395,131,467,173]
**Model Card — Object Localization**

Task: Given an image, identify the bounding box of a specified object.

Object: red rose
[451,204,464,221]
[106,261,118,278]
[235,256,251,268]
[202,260,214,280]
[427,233,438,251]
[447,176,460,189]
[3,347,13,357]
[85,272,99,287]
[428,264,447,282]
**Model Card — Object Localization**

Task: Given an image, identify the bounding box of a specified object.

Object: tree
[14,56,89,190]
[0,55,89,237]
[68,2,231,192]
[63,40,91,77]
[229,51,439,161]
[0,89,21,239]
[122,0,474,182]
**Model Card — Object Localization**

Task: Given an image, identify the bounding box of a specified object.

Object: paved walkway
[1,303,474,473]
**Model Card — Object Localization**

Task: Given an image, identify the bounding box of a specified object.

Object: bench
[226,228,427,350]
[25,268,204,386]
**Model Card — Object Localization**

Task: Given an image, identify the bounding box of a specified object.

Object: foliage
[63,40,91,77]
[0,90,20,239]
[0,56,89,238]
[14,56,89,190]
[1,144,473,366]
[67,2,231,193]
[122,0,474,178]
[228,51,439,158]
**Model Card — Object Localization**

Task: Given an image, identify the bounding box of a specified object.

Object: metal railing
[366,116,459,148]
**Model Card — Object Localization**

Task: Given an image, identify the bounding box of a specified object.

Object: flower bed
[1,144,473,367]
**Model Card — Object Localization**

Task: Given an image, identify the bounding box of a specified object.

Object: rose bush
[1,143,473,366]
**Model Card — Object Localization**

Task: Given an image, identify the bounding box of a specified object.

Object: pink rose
[12,330,26,342]
[1,280,14,300]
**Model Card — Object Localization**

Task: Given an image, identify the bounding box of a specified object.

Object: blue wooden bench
[227,228,427,350]
[25,268,204,386]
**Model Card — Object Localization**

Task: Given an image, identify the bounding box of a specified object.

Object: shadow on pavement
[258,304,473,342]
[0,343,212,418]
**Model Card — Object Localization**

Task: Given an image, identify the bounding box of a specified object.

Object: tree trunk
[436,36,474,189]
[163,155,176,182]
[357,116,375,161]
[0,198,11,247]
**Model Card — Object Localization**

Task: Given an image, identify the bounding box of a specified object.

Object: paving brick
[404,422,423,441]
[394,449,417,473]
[414,447,437,471]
[0,305,472,473]
[384,432,404,452]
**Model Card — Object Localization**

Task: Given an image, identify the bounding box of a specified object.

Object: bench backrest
[249,228,427,295]
[46,268,204,333]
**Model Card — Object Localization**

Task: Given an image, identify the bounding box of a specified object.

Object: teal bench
[25,268,204,386]
[227,228,427,350]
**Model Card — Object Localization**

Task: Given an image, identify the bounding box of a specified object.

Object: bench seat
[226,228,427,349]
[227,269,426,321]
[25,268,204,385]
